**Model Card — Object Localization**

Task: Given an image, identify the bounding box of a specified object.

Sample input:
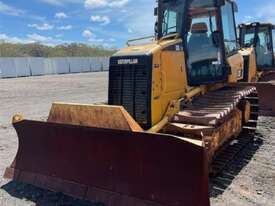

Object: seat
[188,22,210,50]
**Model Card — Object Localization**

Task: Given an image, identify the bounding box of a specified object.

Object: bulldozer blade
[4,120,210,206]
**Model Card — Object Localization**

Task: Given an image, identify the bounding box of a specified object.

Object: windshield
[160,0,226,85]
[256,26,273,67]
[160,0,216,38]
[186,0,225,85]
[240,27,256,47]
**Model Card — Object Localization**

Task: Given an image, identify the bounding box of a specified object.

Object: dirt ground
[0,72,274,206]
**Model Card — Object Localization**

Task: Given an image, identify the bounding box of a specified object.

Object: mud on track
[0,72,275,206]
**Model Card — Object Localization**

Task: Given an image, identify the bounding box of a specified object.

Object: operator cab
[239,23,275,70]
[158,0,239,86]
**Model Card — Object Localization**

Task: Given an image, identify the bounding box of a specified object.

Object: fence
[0,57,110,78]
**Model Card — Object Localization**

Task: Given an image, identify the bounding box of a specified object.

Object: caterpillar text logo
[118,59,138,65]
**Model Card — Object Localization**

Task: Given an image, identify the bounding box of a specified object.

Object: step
[244,120,258,128]
[251,104,259,112]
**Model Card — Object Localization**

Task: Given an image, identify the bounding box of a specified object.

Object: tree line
[0,43,116,57]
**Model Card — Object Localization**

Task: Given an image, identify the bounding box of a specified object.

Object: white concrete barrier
[29,58,45,76]
[0,57,109,79]
[14,58,31,77]
[102,57,110,71]
[44,58,56,75]
[80,57,91,72]
[0,58,17,78]
[90,57,102,72]
[68,58,82,73]
[52,58,69,74]
[68,58,92,73]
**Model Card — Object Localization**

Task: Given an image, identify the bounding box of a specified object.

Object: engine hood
[112,39,182,57]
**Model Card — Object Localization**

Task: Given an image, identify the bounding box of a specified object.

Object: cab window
[161,0,185,37]
[162,10,177,35]
[221,1,237,54]
[256,27,273,67]
[243,27,256,46]
[186,3,226,85]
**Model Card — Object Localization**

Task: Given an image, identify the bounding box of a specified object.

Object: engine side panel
[151,43,188,125]
[227,52,244,82]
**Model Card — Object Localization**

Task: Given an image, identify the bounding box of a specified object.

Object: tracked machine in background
[238,22,275,115]
[4,1,275,206]
[238,22,275,81]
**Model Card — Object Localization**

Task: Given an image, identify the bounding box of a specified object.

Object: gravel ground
[0,72,274,206]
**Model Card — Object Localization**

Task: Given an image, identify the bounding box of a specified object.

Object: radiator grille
[108,55,152,129]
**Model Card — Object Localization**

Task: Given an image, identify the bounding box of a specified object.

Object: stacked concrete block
[0,58,17,78]
[52,58,70,74]
[28,58,45,76]
[90,57,102,72]
[14,58,31,77]
[0,57,109,79]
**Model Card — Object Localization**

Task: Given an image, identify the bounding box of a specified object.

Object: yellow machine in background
[239,22,275,81]
[4,1,275,206]
[238,22,275,115]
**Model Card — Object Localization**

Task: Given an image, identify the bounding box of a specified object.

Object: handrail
[159,33,180,41]
[126,35,155,46]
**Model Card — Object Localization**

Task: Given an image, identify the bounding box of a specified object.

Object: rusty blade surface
[5,120,210,206]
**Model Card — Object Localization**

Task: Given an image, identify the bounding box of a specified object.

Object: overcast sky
[0,0,274,48]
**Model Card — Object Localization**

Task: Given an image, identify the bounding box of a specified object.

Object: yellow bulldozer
[238,22,275,81]
[238,22,275,115]
[4,0,275,206]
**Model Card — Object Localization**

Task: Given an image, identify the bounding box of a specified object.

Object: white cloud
[0,33,33,44]
[82,29,94,38]
[27,33,66,46]
[88,37,104,43]
[0,32,68,46]
[58,25,73,30]
[82,30,108,45]
[0,1,25,16]
[84,0,129,9]
[243,15,254,23]
[84,0,107,9]
[55,12,68,19]
[27,33,51,42]
[90,15,110,25]
[28,23,54,31]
